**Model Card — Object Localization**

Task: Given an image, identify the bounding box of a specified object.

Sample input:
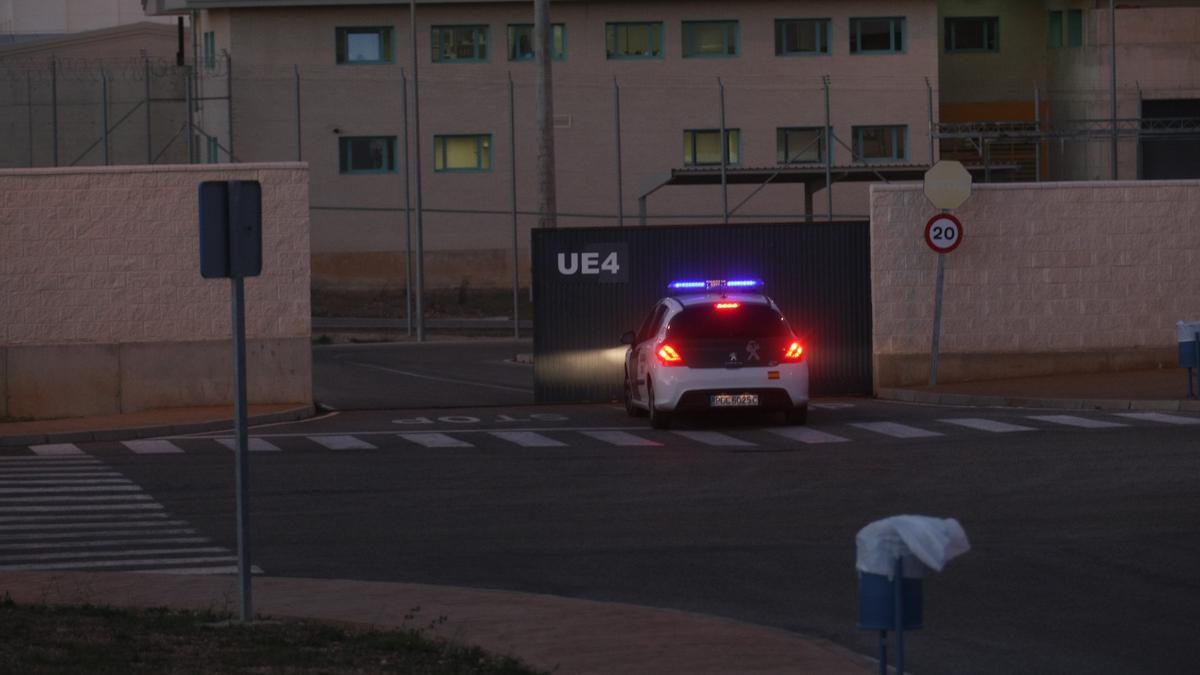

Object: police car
[620,279,809,429]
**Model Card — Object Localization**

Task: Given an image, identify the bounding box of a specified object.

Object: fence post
[614,77,624,228]
[509,73,520,340]
[1034,82,1042,182]
[400,68,413,337]
[51,58,59,167]
[409,0,426,342]
[226,53,234,162]
[718,77,729,224]
[145,58,153,164]
[101,68,110,166]
[823,75,833,222]
[26,72,34,167]
[294,64,302,161]
[185,65,195,163]
[926,76,935,165]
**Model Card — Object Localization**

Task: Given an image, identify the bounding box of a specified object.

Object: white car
[621,280,810,429]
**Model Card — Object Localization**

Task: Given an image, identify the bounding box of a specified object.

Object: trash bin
[1178,321,1200,369]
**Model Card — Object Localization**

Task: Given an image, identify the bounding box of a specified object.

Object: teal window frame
[433,134,493,172]
[606,22,664,60]
[944,17,999,53]
[683,129,740,167]
[203,31,216,70]
[682,20,739,58]
[849,17,906,54]
[432,25,490,63]
[338,136,397,174]
[335,26,395,65]
[852,125,907,163]
[507,23,567,61]
[775,18,830,56]
[1049,10,1082,48]
[777,127,825,164]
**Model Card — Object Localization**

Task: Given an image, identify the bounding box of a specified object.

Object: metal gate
[532,222,873,403]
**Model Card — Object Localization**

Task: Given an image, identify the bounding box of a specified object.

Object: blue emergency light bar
[668,279,764,292]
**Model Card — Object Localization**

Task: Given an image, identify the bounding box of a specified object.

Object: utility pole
[535,0,558,228]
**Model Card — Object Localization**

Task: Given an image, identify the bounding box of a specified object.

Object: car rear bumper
[652,363,809,412]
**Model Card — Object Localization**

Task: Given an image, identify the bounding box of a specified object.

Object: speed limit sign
[924,214,964,254]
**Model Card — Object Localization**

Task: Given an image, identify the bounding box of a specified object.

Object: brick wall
[870,181,1200,387]
[0,163,311,418]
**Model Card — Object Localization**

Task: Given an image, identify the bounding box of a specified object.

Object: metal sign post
[199,180,263,623]
[922,161,972,386]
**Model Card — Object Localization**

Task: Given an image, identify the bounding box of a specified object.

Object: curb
[877,388,1200,412]
[0,404,316,447]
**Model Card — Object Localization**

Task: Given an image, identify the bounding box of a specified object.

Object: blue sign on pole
[199,180,262,279]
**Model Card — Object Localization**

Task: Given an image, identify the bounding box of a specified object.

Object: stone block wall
[870,181,1200,388]
[0,163,311,418]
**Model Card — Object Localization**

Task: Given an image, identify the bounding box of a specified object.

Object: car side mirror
[620,331,637,345]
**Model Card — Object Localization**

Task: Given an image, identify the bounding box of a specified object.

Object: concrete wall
[0,163,312,419]
[201,0,940,292]
[870,180,1200,388]
[0,0,172,36]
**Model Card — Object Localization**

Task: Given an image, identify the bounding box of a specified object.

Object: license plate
[710,393,759,408]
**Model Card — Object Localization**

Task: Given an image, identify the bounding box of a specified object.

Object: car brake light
[656,343,684,366]
[784,341,804,361]
[715,302,740,310]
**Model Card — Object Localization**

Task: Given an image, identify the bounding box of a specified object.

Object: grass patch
[0,599,545,674]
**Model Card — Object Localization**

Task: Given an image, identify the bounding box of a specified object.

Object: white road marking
[769,428,852,444]
[580,430,662,447]
[939,418,1037,433]
[29,444,85,456]
[2,528,196,540]
[1028,415,1128,429]
[0,470,117,477]
[122,440,184,454]
[488,431,567,447]
[1114,412,1200,426]
[0,546,229,563]
[0,504,163,513]
[309,435,378,451]
[851,422,944,439]
[0,512,168,524]
[0,556,238,572]
[672,431,756,447]
[0,520,185,532]
[0,479,131,486]
[0,494,151,503]
[397,433,474,448]
[216,438,282,452]
[0,537,210,551]
[0,456,97,463]
[0,486,141,495]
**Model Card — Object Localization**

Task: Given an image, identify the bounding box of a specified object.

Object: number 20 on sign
[924,214,964,254]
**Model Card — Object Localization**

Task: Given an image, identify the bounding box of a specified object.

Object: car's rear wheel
[785,404,808,426]
[647,379,673,430]
[624,371,646,418]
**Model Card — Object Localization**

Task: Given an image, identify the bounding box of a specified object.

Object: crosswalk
[1,412,1197,458]
[0,456,251,575]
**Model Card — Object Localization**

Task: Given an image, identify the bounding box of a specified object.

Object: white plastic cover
[1178,321,1200,343]
[856,515,971,578]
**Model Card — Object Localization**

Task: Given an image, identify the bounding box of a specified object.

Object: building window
[433,25,489,63]
[682,20,738,58]
[945,17,998,52]
[775,19,830,56]
[206,136,219,163]
[853,125,907,162]
[339,136,396,174]
[683,129,740,166]
[850,17,905,54]
[777,127,824,164]
[336,27,394,64]
[203,31,216,70]
[434,134,492,172]
[508,24,566,61]
[606,22,664,59]
[1048,10,1083,48]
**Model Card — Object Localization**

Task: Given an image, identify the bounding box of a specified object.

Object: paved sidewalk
[879,368,1200,411]
[0,571,873,675]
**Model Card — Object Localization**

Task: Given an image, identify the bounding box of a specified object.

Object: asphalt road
[5,342,1199,674]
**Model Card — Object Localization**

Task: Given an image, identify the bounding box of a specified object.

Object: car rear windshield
[666,304,790,340]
